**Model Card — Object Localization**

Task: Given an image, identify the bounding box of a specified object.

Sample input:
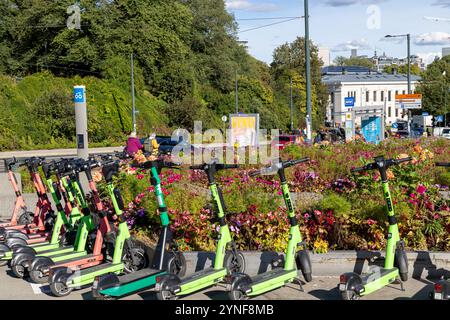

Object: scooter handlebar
[436,162,450,167]
[249,157,309,177]
[189,163,239,171]
[393,157,413,165]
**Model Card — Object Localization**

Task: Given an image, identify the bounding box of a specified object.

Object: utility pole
[304,0,312,142]
[131,53,136,133]
[235,70,239,114]
[406,34,412,137]
[290,77,294,132]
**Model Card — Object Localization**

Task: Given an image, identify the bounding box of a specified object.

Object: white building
[318,47,331,67]
[322,72,421,128]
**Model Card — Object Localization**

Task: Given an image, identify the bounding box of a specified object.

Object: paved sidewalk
[0,266,436,300]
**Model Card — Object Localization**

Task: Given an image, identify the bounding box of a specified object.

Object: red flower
[416,185,427,195]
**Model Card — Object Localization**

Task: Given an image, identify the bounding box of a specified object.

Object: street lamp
[385,33,412,136]
[304,0,312,142]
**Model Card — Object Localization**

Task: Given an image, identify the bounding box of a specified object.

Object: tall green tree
[334,56,375,69]
[271,37,328,129]
[416,55,450,117]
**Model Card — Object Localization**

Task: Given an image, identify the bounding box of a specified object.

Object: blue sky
[225,0,450,65]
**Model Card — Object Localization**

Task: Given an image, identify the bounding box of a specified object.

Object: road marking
[30,283,51,295]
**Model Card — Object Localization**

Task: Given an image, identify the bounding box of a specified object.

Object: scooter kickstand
[292,278,304,292]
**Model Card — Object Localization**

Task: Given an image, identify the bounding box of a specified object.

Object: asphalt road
[0,266,436,300]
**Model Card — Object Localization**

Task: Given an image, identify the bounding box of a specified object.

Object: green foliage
[416,55,450,117]
[383,64,422,76]
[334,56,375,69]
[318,193,351,217]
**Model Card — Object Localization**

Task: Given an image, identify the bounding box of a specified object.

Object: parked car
[271,135,301,150]
[441,128,450,140]
[140,136,196,155]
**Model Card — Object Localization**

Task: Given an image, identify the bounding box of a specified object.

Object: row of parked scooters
[0,153,448,300]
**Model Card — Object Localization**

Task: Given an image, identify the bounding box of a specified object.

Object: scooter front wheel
[29,260,53,284]
[228,276,251,301]
[166,252,187,277]
[17,211,34,225]
[224,251,246,274]
[156,276,180,301]
[50,273,73,297]
[11,260,27,278]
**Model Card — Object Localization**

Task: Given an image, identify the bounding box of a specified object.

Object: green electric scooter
[48,159,147,297]
[91,159,187,300]
[155,161,245,300]
[430,162,450,300]
[227,157,313,300]
[10,159,96,278]
[338,155,412,300]
[0,159,83,265]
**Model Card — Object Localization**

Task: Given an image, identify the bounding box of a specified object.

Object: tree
[383,64,421,76]
[334,56,375,69]
[415,56,450,117]
[271,37,328,129]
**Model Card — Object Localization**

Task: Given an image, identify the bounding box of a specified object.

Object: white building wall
[329,81,417,127]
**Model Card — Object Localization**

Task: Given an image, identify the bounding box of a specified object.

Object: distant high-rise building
[319,47,331,67]
[351,49,358,58]
[443,47,450,57]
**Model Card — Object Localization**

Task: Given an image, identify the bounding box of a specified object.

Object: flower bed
[101,138,449,253]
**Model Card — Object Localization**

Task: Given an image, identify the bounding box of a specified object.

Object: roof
[322,73,421,85]
[322,66,372,75]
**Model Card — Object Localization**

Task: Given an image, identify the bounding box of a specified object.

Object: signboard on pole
[74,85,89,159]
[395,94,422,110]
[344,97,355,108]
[230,114,259,147]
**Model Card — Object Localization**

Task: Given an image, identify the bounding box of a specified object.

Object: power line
[238,18,299,34]
[236,16,304,21]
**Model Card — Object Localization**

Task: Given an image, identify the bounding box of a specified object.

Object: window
[388,107,392,117]
[381,91,385,102]
[402,90,406,95]
[331,93,334,104]
[396,108,399,117]
[388,91,392,101]
[366,91,370,102]
[373,91,377,102]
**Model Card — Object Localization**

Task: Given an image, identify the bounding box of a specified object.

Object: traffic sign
[436,115,444,123]
[74,86,85,103]
[344,97,355,108]
[392,123,398,129]
[395,94,422,110]
[346,113,352,120]
[222,115,228,122]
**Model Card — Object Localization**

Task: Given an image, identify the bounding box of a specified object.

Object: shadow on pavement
[308,286,341,300]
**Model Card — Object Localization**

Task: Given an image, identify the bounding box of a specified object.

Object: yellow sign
[231,117,256,130]
[230,114,259,147]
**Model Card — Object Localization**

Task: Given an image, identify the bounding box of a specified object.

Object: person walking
[124,131,143,156]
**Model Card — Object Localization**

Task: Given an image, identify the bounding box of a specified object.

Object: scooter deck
[360,267,399,296]
[177,267,228,296]
[99,268,165,297]
[248,268,298,296]
[41,250,90,263]
[68,262,124,287]
[34,246,76,258]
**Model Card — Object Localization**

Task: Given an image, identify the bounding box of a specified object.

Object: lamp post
[304,0,312,142]
[385,34,412,136]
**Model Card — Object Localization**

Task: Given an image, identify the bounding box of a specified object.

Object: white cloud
[415,32,450,46]
[320,0,388,7]
[432,0,450,8]
[225,0,278,12]
[417,52,442,65]
[332,38,371,52]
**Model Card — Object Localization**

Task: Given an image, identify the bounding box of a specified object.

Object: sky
[225,0,450,65]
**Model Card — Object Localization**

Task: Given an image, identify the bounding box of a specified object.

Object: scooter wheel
[228,276,251,301]
[224,251,246,274]
[399,272,408,282]
[156,277,180,301]
[166,252,187,277]
[122,247,148,273]
[29,262,51,284]
[50,273,73,297]
[11,259,27,278]
[341,289,360,301]
[17,211,34,225]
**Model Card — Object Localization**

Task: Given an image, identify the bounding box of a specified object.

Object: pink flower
[304,213,310,219]
[137,174,145,180]
[416,185,427,195]
[367,219,376,225]
[433,214,440,220]
[314,210,322,216]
